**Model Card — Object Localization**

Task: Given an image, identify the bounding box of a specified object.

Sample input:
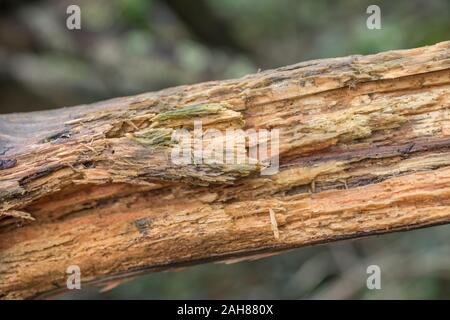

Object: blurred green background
[0,0,449,299]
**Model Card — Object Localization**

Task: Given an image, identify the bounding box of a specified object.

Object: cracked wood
[0,41,450,299]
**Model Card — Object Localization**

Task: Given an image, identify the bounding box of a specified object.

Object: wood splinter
[269,208,280,240]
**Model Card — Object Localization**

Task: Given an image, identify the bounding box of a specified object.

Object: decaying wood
[1,41,450,299]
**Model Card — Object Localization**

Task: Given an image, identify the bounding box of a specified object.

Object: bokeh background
[1,0,449,299]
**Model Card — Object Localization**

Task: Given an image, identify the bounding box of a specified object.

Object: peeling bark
[1,41,450,299]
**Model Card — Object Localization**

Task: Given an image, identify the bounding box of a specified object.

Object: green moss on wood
[152,103,229,122]
[129,128,174,147]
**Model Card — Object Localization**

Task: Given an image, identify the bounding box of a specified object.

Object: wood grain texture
[1,41,449,299]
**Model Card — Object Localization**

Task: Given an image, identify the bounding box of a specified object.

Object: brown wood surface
[1,41,449,299]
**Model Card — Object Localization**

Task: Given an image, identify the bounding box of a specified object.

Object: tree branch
[1,41,449,299]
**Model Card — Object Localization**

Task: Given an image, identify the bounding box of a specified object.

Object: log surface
[1,41,450,299]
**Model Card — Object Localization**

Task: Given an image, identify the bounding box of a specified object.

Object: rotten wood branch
[1,41,450,299]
